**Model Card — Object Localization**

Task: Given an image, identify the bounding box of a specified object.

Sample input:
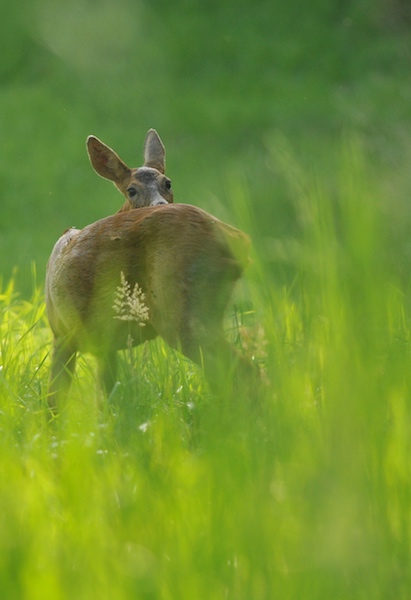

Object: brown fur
[46,131,253,409]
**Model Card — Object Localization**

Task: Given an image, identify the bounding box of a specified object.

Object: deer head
[86,129,173,211]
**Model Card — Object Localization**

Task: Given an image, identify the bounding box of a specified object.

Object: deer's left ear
[144,129,166,174]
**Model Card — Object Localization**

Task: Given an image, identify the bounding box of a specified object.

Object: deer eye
[127,187,137,198]
[165,180,172,190]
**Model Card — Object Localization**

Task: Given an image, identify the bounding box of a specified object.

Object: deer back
[46,203,250,356]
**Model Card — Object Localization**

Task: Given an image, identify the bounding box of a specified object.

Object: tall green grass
[1,143,410,598]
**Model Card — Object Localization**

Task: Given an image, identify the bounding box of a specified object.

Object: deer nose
[151,197,168,206]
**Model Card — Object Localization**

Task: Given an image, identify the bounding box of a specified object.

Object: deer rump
[46,203,250,365]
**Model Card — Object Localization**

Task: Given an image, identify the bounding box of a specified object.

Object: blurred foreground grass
[1,144,411,598]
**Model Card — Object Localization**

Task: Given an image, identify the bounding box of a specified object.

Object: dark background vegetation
[1,0,411,293]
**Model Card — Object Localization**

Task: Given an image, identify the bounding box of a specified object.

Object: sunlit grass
[1,143,411,598]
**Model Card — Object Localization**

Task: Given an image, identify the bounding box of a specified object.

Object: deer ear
[87,136,131,184]
[144,129,166,174]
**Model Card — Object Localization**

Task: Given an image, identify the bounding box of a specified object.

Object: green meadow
[2,1,411,598]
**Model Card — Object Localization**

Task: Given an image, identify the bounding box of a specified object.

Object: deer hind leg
[154,260,259,401]
[176,294,259,401]
[48,337,77,412]
[194,267,258,397]
[96,351,118,397]
[180,321,257,399]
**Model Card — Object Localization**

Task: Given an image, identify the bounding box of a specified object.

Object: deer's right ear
[87,136,131,184]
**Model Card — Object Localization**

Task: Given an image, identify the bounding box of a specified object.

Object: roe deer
[46,129,254,409]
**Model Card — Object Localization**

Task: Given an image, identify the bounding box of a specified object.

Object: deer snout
[151,196,168,206]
